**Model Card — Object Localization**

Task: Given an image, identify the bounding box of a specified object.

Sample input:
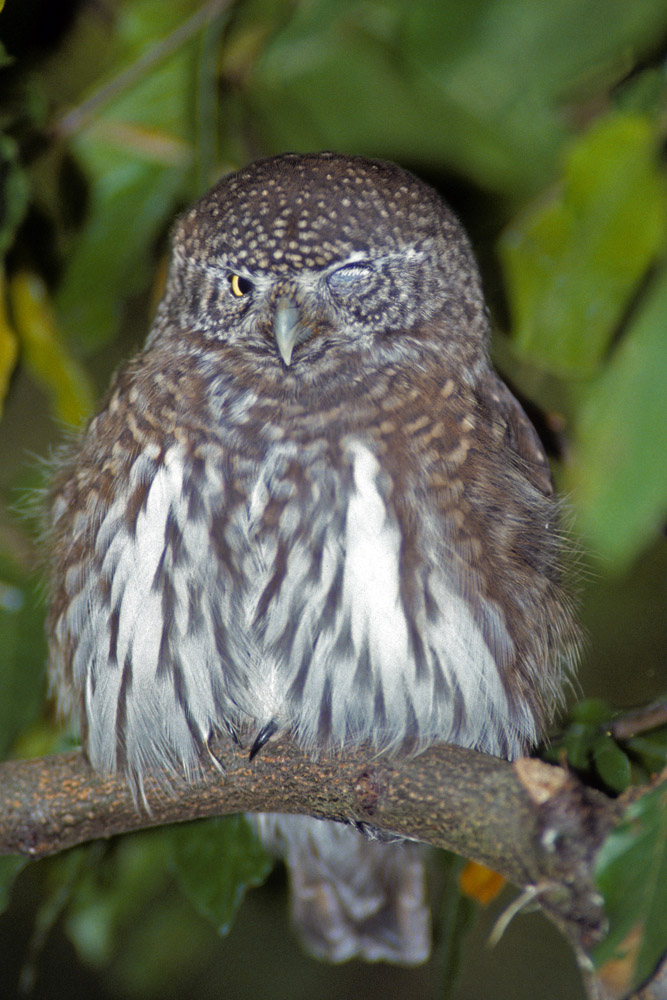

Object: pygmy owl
[47,152,578,964]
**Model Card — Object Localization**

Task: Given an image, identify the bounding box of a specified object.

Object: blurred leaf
[566,264,667,569]
[65,834,170,966]
[548,701,667,792]
[9,271,94,426]
[55,142,191,355]
[0,269,19,416]
[246,0,667,196]
[0,554,47,758]
[0,856,27,915]
[245,2,469,168]
[109,888,219,997]
[593,735,632,794]
[563,723,598,773]
[593,780,667,994]
[63,828,237,997]
[459,860,505,906]
[626,733,667,777]
[402,0,565,193]
[0,133,29,257]
[615,62,667,119]
[22,847,92,994]
[499,113,666,375]
[168,815,272,935]
[405,0,667,195]
[557,700,616,774]
[53,0,232,352]
[247,0,555,193]
[570,699,615,726]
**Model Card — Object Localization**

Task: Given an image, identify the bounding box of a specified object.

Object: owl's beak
[274,298,306,367]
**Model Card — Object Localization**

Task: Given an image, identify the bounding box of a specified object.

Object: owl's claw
[249,720,279,760]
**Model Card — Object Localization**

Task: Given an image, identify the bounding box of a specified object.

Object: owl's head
[157,153,489,378]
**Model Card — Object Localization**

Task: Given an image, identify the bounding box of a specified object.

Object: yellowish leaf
[0,271,19,418]
[9,272,95,427]
[459,861,505,906]
[597,924,644,999]
[87,121,192,165]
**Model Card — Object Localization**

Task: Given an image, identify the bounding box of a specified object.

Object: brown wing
[482,372,554,498]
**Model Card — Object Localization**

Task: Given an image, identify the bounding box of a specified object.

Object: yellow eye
[230,274,253,297]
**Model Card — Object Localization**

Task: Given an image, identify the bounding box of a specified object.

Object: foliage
[545,702,667,993]
[543,698,667,794]
[0,1,665,998]
[594,781,667,996]
[168,816,273,934]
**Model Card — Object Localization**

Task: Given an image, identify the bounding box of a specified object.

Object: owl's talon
[250,720,279,760]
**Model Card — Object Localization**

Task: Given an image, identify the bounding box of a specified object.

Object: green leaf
[499,113,666,374]
[615,63,667,120]
[559,702,613,772]
[65,834,170,966]
[563,723,598,772]
[57,140,191,354]
[168,815,272,934]
[0,133,29,257]
[0,554,47,758]
[248,1,486,177]
[0,269,19,417]
[593,781,667,993]
[569,699,614,726]
[593,735,631,793]
[0,856,28,915]
[21,848,93,994]
[109,890,219,996]
[9,272,95,426]
[54,0,227,352]
[626,733,667,777]
[566,264,667,568]
[246,0,667,197]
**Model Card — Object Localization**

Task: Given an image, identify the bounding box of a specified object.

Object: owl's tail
[254,814,430,965]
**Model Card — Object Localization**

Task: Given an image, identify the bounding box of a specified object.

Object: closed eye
[327,261,373,291]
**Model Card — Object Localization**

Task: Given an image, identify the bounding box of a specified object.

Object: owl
[46,152,577,964]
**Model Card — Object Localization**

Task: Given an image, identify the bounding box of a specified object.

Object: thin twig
[54,0,235,139]
[610,701,667,742]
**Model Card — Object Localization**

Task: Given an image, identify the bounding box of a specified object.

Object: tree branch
[609,700,667,742]
[0,737,660,1000]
